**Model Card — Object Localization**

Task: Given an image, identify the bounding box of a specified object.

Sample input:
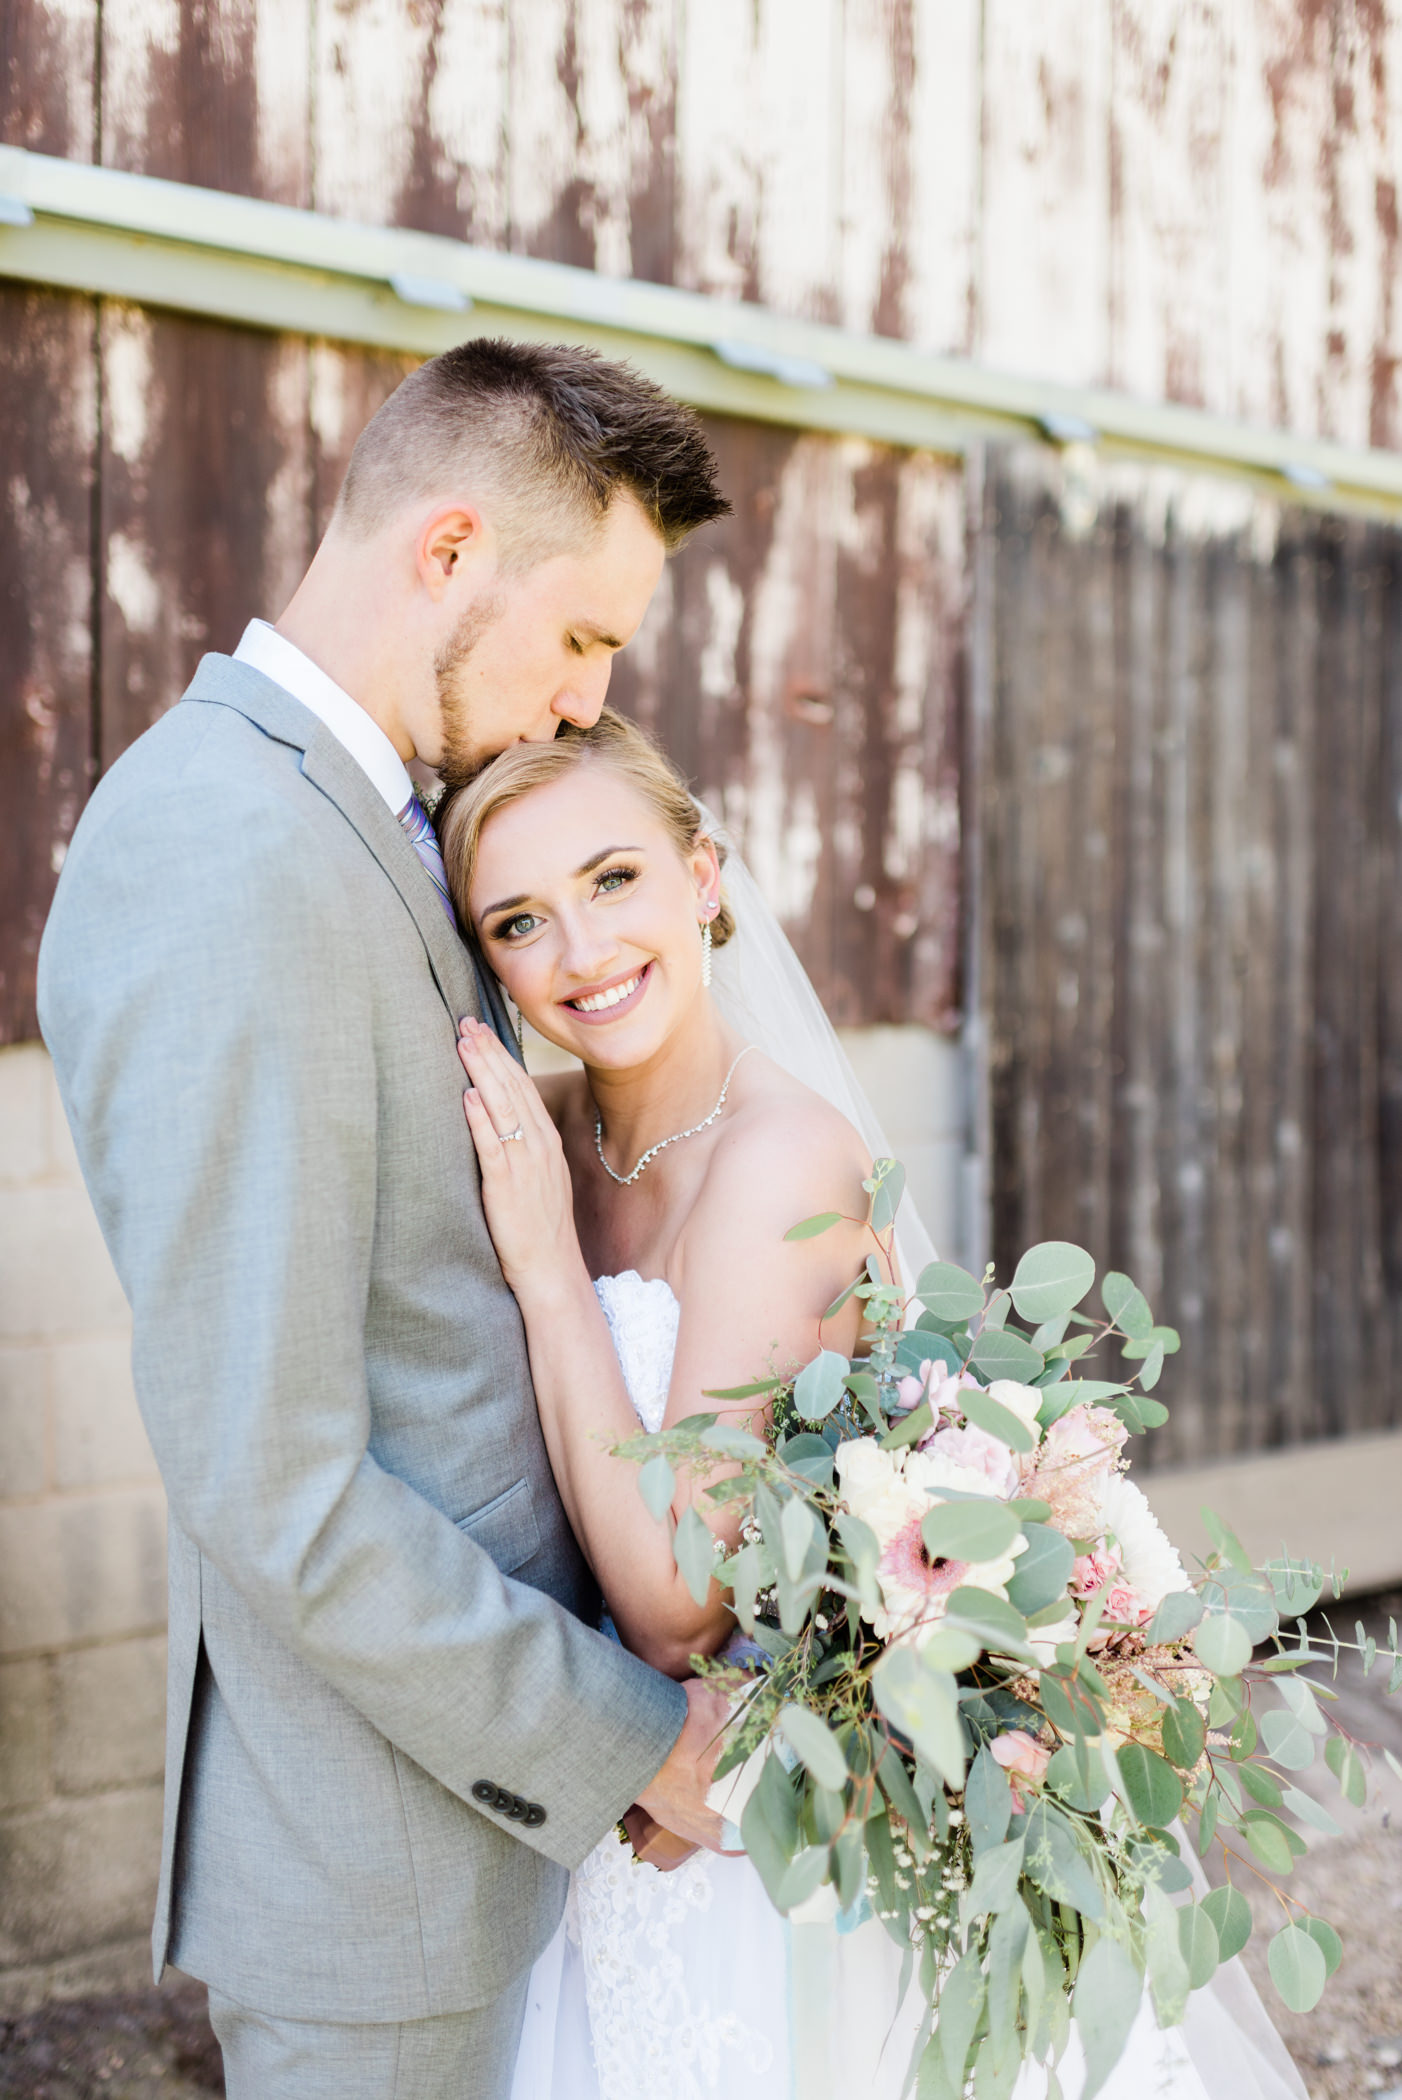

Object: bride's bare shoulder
[699,1051,870,1229]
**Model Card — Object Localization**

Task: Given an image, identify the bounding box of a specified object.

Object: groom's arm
[39,777,691,1870]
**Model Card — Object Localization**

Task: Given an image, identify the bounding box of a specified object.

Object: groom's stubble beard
[432,590,506,791]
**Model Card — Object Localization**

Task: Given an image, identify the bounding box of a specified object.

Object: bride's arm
[457,1020,871,1679]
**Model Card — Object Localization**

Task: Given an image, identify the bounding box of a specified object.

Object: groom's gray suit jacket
[37,654,686,2022]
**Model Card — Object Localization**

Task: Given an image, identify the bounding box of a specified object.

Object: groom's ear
[416,504,489,595]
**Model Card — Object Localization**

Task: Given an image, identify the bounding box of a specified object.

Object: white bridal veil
[698,806,938,1292]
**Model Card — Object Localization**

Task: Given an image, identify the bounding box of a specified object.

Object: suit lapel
[184,654,486,1031]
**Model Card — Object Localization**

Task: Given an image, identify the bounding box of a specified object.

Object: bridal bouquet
[615,1160,1402,2099]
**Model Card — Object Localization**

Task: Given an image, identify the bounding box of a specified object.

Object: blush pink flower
[920,1420,1021,1500]
[1023,1404,1127,1540]
[894,1364,980,1416]
[1071,1546,1123,1597]
[990,1729,1052,1811]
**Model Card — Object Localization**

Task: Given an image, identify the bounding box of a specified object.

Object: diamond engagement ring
[499,1126,525,1143]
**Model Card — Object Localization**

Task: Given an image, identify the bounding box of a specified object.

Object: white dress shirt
[233,619,413,817]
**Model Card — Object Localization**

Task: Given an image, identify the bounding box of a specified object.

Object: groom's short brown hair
[334,338,728,561]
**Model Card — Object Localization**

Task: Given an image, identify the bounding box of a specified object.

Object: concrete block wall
[0,1029,966,2009]
[0,1043,166,2016]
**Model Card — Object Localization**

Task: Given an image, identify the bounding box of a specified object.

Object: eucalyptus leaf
[916,1260,987,1324]
[779,1705,849,1793]
[780,1494,820,1582]
[1101,1271,1153,1340]
[1201,1507,1253,1574]
[961,1386,1038,1453]
[1177,1905,1220,1990]
[638,1452,676,1523]
[784,1211,844,1241]
[966,1835,1026,1920]
[1006,1522,1076,1616]
[1267,1924,1327,2013]
[1260,1707,1315,1772]
[1324,1735,1367,1807]
[672,1504,716,1606]
[1299,1915,1343,1978]
[986,1900,1032,2077]
[793,1348,850,1423]
[871,1160,907,1233]
[1072,1934,1142,2099]
[1009,1241,1096,1324]
[1021,1801,1106,1922]
[724,1541,762,1631]
[1240,1811,1303,1873]
[1147,1590,1205,1642]
[873,1648,966,1790]
[700,1422,768,1460]
[965,1744,1014,1854]
[1201,1883,1252,1961]
[922,1497,1024,1565]
[936,1950,987,2090]
[739,1753,800,1907]
[1117,1742,1184,1829]
[1161,1698,1207,1772]
[944,1585,1034,1659]
[969,1328,1046,1382]
[1276,1675,1327,1735]
[774,1845,830,1912]
[1195,1612,1253,1677]
[1280,1786,1342,1837]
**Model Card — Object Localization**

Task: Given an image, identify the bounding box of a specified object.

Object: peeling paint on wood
[0,284,95,1040]
[973,445,1402,1466]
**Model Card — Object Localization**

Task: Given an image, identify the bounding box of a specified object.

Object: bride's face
[469,766,721,1067]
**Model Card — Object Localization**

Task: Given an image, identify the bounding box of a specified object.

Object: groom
[38,340,733,2098]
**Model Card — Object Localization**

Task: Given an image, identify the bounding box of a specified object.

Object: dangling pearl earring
[701,913,714,988]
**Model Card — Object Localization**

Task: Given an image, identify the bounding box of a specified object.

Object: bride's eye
[492,911,541,943]
[594,865,639,897]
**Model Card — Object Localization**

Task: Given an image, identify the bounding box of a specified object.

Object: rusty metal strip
[3,146,1402,517]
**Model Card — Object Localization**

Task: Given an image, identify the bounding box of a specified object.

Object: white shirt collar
[233,619,414,817]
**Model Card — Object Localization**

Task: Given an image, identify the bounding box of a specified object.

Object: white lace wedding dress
[508,1272,1307,2100]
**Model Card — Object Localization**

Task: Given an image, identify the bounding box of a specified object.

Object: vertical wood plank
[1107,1,1233,408]
[312,0,508,240]
[976,0,1114,385]
[0,286,95,1042]
[96,0,316,762]
[0,0,96,158]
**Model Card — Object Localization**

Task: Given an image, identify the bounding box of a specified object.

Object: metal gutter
[3,145,1401,516]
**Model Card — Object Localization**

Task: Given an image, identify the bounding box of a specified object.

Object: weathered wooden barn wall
[971,445,1402,1467]
[5,0,1402,1040]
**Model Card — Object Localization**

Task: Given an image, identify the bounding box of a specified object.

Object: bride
[436,708,1307,2100]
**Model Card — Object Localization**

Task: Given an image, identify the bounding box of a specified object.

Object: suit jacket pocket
[455,1478,540,1576]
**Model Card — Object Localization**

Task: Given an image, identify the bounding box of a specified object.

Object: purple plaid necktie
[397,791,457,927]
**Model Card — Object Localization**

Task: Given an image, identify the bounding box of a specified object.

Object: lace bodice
[593,1270,682,1434]
[556,1272,775,2100]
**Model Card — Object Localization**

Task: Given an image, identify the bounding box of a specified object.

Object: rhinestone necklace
[593,1045,755,1188]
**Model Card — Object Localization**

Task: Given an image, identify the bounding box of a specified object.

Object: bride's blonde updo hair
[437,706,736,948]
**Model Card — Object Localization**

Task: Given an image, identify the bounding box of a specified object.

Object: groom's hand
[634,1677,733,1852]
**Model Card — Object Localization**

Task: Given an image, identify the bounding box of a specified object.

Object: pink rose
[990,1729,1052,1811]
[1072,1546,1122,1597]
[920,1421,1021,1499]
[893,1364,981,1418]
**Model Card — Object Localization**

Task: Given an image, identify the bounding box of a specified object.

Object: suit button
[505,1797,528,1821]
[491,1786,513,1813]
[471,1781,495,1805]
[524,1803,547,1828]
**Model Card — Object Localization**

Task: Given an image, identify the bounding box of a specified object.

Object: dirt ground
[3,1594,1400,2100]
[0,1980,221,2100]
